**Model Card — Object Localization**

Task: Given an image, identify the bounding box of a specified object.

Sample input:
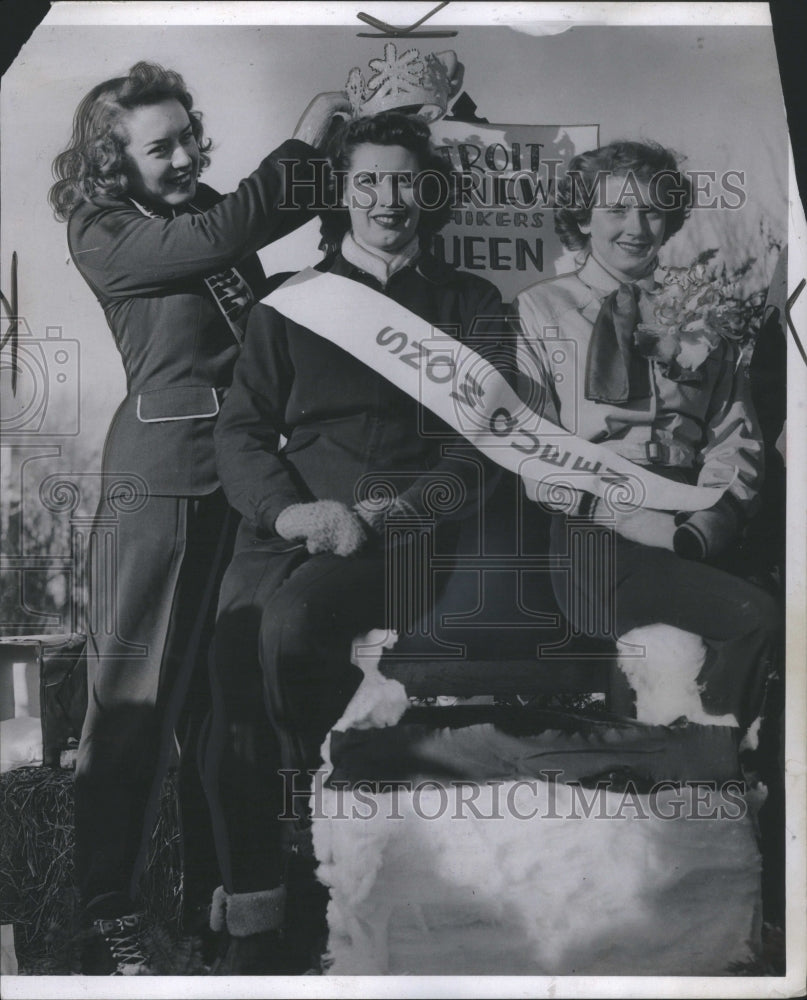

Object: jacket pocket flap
[136,386,220,423]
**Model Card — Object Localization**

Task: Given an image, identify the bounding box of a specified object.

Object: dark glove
[673,495,742,561]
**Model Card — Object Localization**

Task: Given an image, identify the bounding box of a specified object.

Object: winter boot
[208,885,288,975]
[81,912,153,975]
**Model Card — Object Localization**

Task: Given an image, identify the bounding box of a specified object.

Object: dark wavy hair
[319,111,453,255]
[554,140,692,252]
[49,61,212,221]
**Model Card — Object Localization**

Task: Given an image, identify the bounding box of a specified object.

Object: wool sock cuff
[209,885,286,937]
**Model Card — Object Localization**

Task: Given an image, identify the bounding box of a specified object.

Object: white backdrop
[1,18,788,459]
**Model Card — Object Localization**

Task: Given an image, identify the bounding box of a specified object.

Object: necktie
[584,283,651,404]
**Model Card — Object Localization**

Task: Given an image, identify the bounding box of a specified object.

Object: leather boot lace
[92,914,151,974]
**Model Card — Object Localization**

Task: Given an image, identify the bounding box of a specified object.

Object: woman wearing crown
[200,76,509,969]
[515,140,780,742]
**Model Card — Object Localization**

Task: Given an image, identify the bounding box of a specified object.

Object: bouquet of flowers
[635,250,764,379]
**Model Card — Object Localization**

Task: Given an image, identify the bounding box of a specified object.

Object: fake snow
[740,715,762,753]
[312,623,759,974]
[313,779,761,975]
[617,624,739,728]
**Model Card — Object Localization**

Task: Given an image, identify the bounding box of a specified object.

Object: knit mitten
[275,500,367,556]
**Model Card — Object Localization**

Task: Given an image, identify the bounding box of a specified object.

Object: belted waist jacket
[68,139,319,497]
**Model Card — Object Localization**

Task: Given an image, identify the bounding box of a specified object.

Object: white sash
[263,269,728,513]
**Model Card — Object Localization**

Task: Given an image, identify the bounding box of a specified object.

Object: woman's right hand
[293,92,351,148]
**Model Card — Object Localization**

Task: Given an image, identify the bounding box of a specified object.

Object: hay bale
[0,766,79,972]
[140,770,184,933]
[0,765,183,972]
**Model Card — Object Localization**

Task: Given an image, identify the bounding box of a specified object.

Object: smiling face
[121,98,200,209]
[343,143,421,253]
[580,173,666,281]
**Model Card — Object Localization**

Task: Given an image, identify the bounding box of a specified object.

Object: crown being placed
[345,43,462,122]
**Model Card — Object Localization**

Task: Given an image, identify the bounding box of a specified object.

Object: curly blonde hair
[49,61,212,221]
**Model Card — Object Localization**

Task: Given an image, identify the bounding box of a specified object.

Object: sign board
[429,121,600,302]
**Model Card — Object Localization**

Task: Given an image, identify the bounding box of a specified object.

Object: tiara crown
[345,43,461,122]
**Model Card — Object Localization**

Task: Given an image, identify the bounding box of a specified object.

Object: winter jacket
[515,254,764,557]
[214,249,508,535]
[68,139,320,497]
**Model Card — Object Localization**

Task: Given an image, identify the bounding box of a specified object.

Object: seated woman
[515,140,780,735]
[201,110,507,974]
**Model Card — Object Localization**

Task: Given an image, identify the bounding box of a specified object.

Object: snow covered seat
[311,479,761,974]
[313,707,760,975]
[315,778,761,976]
[310,636,762,976]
